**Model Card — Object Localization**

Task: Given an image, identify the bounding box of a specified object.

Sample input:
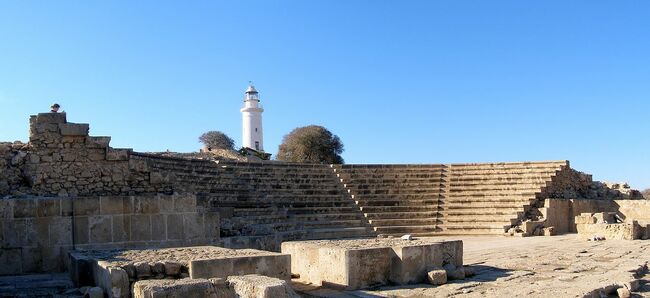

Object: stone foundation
[281,238,463,290]
[70,246,291,297]
[0,194,219,275]
[574,213,649,240]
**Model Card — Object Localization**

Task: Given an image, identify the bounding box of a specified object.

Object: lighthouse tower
[240,84,264,151]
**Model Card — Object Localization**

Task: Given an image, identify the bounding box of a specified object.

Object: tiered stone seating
[335,161,569,236]
[132,154,372,241]
[130,153,569,238]
[442,161,568,235]
[333,164,447,235]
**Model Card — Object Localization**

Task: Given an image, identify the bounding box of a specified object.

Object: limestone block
[92,263,129,298]
[188,251,291,280]
[134,196,160,214]
[183,213,205,240]
[282,239,463,290]
[73,197,100,216]
[130,215,152,241]
[166,214,183,240]
[36,198,61,217]
[0,248,22,275]
[163,261,182,276]
[88,215,112,243]
[133,261,151,278]
[593,212,616,224]
[106,148,131,161]
[227,274,299,298]
[426,268,447,285]
[174,195,196,212]
[86,136,111,148]
[617,287,631,298]
[544,226,556,236]
[111,215,130,242]
[575,214,597,224]
[100,196,128,215]
[133,278,219,298]
[13,199,37,218]
[59,123,89,136]
[35,112,67,124]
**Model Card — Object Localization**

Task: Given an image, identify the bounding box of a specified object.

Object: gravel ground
[297,235,650,297]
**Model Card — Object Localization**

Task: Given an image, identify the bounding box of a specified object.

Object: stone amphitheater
[1,112,649,297]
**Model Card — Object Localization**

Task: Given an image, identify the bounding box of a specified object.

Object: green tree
[199,131,235,150]
[276,125,344,164]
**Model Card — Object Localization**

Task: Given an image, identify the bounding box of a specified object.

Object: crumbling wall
[0,142,31,195]
[541,199,650,234]
[0,194,219,275]
[1,113,172,197]
[541,166,642,200]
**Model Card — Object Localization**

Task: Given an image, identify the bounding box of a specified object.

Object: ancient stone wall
[542,198,650,234]
[0,194,219,275]
[1,113,172,197]
[540,165,642,200]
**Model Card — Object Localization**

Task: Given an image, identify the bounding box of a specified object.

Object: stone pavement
[297,235,650,297]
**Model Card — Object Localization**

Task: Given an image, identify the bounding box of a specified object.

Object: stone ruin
[1,112,648,297]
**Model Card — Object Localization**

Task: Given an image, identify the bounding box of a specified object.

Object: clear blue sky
[1,1,648,189]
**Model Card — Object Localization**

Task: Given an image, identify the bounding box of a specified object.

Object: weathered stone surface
[59,123,89,136]
[427,268,447,285]
[282,238,463,290]
[227,274,299,298]
[132,278,218,298]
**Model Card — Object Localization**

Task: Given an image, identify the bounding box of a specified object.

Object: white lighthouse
[240,84,264,151]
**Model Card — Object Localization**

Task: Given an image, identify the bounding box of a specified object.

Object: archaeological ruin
[1,112,649,297]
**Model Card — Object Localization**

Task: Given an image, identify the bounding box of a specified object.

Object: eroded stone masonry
[1,112,648,297]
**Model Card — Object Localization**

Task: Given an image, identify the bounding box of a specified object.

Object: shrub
[276,125,344,164]
[199,131,235,150]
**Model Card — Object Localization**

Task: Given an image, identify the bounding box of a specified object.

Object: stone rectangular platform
[69,246,291,298]
[281,238,463,290]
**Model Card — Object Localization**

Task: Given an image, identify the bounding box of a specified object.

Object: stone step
[350,193,442,200]
[373,225,441,234]
[364,211,440,219]
[446,168,559,179]
[440,209,524,216]
[282,227,373,241]
[302,219,367,229]
[293,212,365,221]
[441,223,509,232]
[341,177,445,184]
[448,185,545,192]
[448,180,551,188]
[368,218,440,226]
[289,206,362,214]
[443,215,517,224]
[359,205,440,213]
[0,273,75,297]
[443,196,534,203]
[339,173,446,180]
[344,183,444,189]
[442,202,528,209]
[355,199,439,206]
[230,214,289,224]
[352,189,443,195]
[449,162,566,169]
[446,190,538,197]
